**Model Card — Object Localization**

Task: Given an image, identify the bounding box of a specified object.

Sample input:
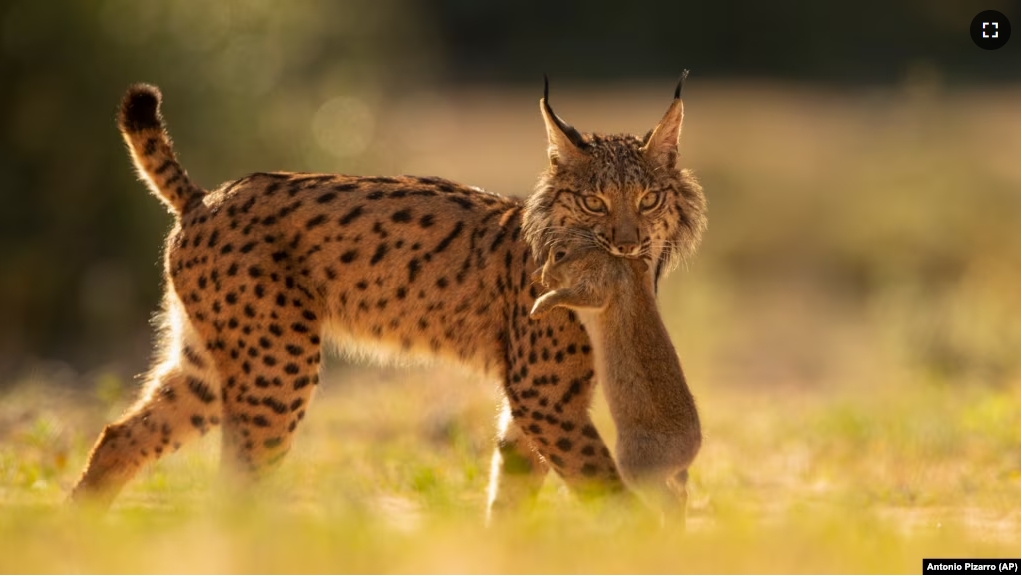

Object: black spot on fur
[407,258,421,283]
[433,222,464,254]
[370,243,388,265]
[340,249,358,263]
[182,345,205,368]
[445,196,473,210]
[391,209,412,223]
[338,205,365,226]
[186,377,216,404]
[305,214,327,229]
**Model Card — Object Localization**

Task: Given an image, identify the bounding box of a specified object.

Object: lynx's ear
[540,75,587,166]
[641,72,688,168]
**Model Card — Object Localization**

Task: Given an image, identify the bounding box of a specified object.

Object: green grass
[0,363,1016,573]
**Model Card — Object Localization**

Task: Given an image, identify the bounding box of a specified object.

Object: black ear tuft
[674,70,690,100]
[541,75,588,151]
[119,83,163,133]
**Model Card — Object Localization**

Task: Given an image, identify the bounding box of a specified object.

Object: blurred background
[0,4,1018,567]
[0,0,1018,394]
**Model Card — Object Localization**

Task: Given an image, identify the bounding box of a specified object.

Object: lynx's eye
[581,195,607,214]
[639,191,661,211]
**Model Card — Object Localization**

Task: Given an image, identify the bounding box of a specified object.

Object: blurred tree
[0,0,440,377]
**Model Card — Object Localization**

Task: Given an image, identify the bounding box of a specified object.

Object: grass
[0,363,1016,573]
[0,84,1018,573]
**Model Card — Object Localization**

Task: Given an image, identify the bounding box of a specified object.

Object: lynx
[71,79,706,519]
[531,242,701,521]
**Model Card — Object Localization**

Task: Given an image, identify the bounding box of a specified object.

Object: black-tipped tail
[119,84,163,133]
[117,83,205,215]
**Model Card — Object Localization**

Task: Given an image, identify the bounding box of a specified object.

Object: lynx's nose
[614,241,641,256]
[611,218,641,256]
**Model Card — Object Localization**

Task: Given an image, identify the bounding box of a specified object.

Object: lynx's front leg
[486,398,550,523]
[502,306,625,500]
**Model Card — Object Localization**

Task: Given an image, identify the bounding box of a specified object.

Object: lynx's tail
[118,84,206,215]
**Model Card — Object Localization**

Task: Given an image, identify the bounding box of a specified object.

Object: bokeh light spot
[311,96,375,158]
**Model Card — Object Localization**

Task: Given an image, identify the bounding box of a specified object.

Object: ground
[0,358,1016,573]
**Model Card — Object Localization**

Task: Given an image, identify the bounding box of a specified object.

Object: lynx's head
[522,75,707,286]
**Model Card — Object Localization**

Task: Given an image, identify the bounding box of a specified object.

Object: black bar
[923,559,1021,575]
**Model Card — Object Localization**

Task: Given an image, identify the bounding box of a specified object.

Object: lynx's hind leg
[212,279,324,481]
[72,296,222,506]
